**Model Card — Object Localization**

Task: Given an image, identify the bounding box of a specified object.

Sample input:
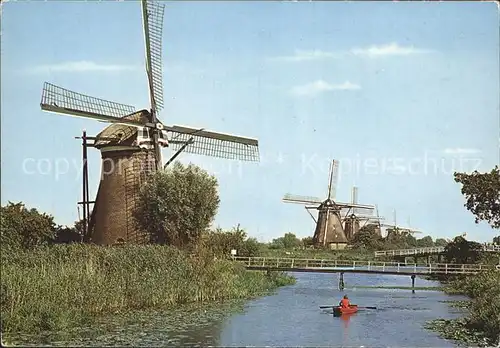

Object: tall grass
[427,270,500,346]
[0,244,295,334]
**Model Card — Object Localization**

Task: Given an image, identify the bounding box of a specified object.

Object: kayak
[333,305,358,316]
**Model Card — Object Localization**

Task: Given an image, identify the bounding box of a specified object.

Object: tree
[0,202,57,249]
[51,225,82,244]
[454,166,500,229]
[416,236,434,248]
[493,235,500,245]
[435,238,448,247]
[444,236,483,264]
[134,161,220,248]
[302,236,314,247]
[270,232,301,249]
[350,225,383,250]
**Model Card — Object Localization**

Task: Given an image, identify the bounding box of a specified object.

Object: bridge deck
[374,245,500,258]
[233,257,499,275]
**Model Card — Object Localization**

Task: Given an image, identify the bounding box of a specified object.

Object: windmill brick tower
[282,160,377,249]
[40,0,260,245]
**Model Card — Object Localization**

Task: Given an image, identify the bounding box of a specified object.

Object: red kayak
[333,305,358,316]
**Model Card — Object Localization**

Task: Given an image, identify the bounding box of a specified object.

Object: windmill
[282,159,377,249]
[40,0,259,246]
[342,186,384,240]
[379,209,423,237]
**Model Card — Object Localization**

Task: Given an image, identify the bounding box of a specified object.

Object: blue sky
[1,1,499,243]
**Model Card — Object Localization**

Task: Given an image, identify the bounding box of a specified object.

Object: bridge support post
[411,274,416,294]
[339,272,345,291]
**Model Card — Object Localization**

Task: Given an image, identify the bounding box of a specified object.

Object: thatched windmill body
[282,160,377,249]
[40,0,259,245]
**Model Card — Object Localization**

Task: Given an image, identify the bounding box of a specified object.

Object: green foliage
[416,236,434,247]
[444,236,483,264]
[134,161,220,247]
[202,225,262,257]
[0,244,294,334]
[493,235,500,245]
[301,236,314,247]
[269,232,301,249]
[435,238,448,247]
[349,225,383,250]
[454,166,500,229]
[0,202,57,250]
[442,271,500,345]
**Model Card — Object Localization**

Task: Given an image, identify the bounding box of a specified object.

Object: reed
[0,244,295,334]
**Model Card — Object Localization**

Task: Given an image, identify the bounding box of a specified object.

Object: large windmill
[282,159,377,249]
[40,0,259,245]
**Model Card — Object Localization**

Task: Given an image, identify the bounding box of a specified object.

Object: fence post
[445,264,448,274]
[414,264,417,273]
[368,261,371,271]
[353,261,356,269]
[383,262,385,272]
[306,259,309,268]
[291,258,294,268]
[248,257,250,266]
[397,263,400,272]
[276,258,279,267]
[262,258,265,267]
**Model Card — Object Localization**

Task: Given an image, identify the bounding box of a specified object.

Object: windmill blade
[283,194,323,205]
[165,125,259,162]
[327,160,339,200]
[141,0,165,113]
[339,206,375,216]
[40,82,144,127]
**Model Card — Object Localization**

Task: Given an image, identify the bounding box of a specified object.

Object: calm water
[7,273,467,347]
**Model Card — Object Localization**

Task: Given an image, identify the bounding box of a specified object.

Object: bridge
[233,256,498,276]
[233,256,499,292]
[374,244,500,258]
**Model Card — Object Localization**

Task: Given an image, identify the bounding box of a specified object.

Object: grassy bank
[426,270,500,347]
[0,244,295,335]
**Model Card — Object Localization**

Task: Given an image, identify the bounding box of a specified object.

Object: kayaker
[339,295,351,308]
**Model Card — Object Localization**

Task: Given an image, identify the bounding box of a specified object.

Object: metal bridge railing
[374,244,500,258]
[232,256,499,275]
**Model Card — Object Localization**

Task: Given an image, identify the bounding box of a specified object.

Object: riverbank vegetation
[426,166,500,347]
[0,162,295,336]
[1,244,294,335]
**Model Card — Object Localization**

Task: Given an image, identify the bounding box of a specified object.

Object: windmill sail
[166,126,259,161]
[141,0,165,113]
[40,82,141,127]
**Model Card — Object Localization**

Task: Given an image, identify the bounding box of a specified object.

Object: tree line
[1,162,498,260]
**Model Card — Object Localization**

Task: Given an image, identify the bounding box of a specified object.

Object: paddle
[319,305,377,310]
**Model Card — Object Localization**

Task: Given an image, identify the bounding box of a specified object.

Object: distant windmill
[381,209,423,237]
[40,0,259,245]
[282,160,377,249]
[342,186,384,240]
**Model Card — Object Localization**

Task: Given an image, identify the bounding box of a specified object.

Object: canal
[8,272,467,347]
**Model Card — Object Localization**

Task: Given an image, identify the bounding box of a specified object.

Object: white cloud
[27,61,139,74]
[350,43,430,57]
[442,148,481,155]
[291,80,361,97]
[269,49,339,62]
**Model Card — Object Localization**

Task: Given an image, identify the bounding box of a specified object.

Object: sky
[1,1,499,243]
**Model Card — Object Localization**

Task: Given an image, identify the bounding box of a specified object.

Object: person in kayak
[339,295,351,308]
